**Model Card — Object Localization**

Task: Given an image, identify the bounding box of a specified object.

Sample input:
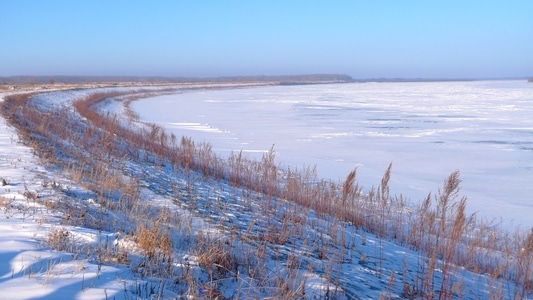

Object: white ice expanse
[132,80,533,228]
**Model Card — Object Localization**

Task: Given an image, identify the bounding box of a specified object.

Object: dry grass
[46,228,72,252]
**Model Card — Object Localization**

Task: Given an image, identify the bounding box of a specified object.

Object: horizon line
[1,74,531,84]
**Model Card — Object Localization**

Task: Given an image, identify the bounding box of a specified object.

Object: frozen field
[132,80,533,228]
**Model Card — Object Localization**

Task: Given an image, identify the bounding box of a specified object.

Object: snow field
[1,83,532,299]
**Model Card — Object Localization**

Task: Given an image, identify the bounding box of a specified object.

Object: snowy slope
[1,85,531,299]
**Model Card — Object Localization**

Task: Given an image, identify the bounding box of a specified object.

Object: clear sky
[1,1,532,79]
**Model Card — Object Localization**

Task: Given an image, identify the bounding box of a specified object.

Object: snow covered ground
[131,80,533,228]
[1,83,532,299]
[0,98,125,299]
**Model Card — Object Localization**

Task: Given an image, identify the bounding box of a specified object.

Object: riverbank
[1,84,532,299]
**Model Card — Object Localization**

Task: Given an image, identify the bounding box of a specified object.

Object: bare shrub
[47,228,71,252]
[195,231,237,280]
[135,222,172,259]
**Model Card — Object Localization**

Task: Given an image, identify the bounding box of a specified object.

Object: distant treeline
[2,75,531,85]
[0,74,353,84]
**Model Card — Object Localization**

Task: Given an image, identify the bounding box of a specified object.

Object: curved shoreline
[1,85,532,299]
[125,80,533,229]
[118,82,274,123]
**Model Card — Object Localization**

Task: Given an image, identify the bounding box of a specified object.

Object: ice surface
[132,80,533,227]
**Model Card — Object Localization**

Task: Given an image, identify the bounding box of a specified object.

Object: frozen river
[132,80,533,228]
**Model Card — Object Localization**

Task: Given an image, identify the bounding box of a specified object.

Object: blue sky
[1,1,532,79]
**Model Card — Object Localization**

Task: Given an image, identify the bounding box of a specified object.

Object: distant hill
[0,74,353,84]
[4,75,531,85]
[223,74,354,84]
